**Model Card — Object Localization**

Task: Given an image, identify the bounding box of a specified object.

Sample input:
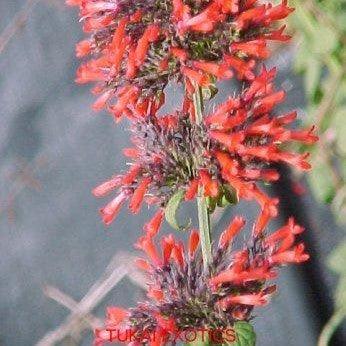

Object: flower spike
[96,214,308,345]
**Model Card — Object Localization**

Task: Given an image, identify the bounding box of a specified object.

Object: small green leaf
[202,84,218,100]
[207,196,217,213]
[229,322,256,346]
[223,184,238,205]
[207,185,238,211]
[217,194,230,208]
[165,190,191,231]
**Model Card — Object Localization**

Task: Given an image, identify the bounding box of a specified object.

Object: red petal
[144,209,164,238]
[219,216,245,248]
[188,229,200,257]
[129,177,151,213]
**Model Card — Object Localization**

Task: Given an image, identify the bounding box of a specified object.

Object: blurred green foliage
[291,0,346,220]
[289,1,346,344]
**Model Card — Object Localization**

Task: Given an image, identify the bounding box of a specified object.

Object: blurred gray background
[0,1,344,345]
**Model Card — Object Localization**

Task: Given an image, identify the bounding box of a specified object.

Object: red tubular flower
[181,67,210,87]
[224,55,256,80]
[206,98,241,127]
[99,191,128,225]
[135,258,151,272]
[265,217,304,246]
[215,151,239,175]
[92,175,123,198]
[184,178,199,201]
[106,307,129,327]
[135,236,162,267]
[235,5,266,29]
[135,25,161,67]
[265,0,294,21]
[289,126,318,144]
[188,229,200,258]
[144,209,165,238]
[70,0,295,119]
[254,90,286,115]
[171,242,185,268]
[269,243,309,264]
[178,3,224,34]
[266,25,291,41]
[129,177,151,213]
[263,218,309,264]
[219,216,245,249]
[161,234,175,265]
[192,61,233,79]
[75,39,91,57]
[199,170,219,197]
[172,0,190,21]
[253,205,272,236]
[243,65,276,101]
[147,286,164,301]
[218,292,269,308]
[231,39,270,59]
[209,130,245,152]
[210,266,277,286]
[217,0,239,14]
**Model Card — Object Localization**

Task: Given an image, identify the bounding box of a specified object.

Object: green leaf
[228,322,256,346]
[202,84,218,100]
[217,194,230,208]
[206,185,238,212]
[207,196,217,213]
[165,190,191,231]
[223,184,238,205]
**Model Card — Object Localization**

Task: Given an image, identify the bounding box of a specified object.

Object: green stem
[192,85,213,273]
[318,309,346,346]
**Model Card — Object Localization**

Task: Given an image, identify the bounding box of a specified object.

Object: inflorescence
[95,216,308,344]
[68,1,318,345]
[69,0,293,119]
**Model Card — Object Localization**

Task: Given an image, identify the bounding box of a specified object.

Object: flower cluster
[93,67,316,227]
[95,215,308,345]
[68,0,293,119]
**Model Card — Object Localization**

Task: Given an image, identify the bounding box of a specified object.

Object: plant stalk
[318,308,346,346]
[192,85,213,273]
